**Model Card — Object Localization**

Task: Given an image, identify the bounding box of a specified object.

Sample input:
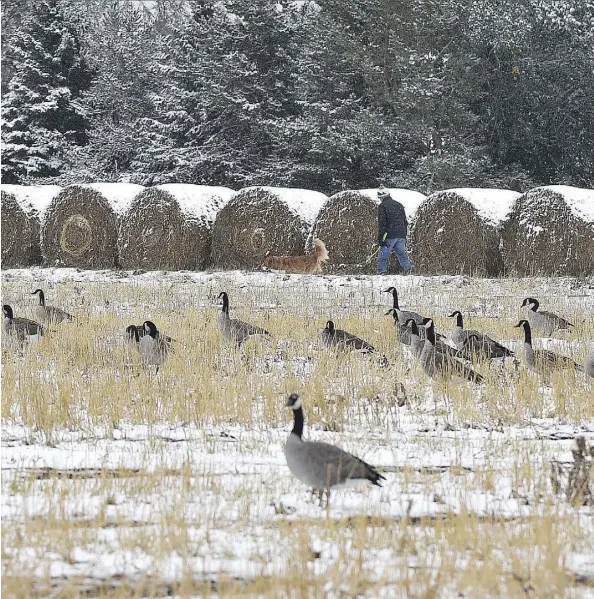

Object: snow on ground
[2,269,593,596]
[156,184,235,225]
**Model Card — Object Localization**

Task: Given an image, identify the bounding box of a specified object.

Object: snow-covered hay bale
[311,189,426,273]
[119,184,234,271]
[501,186,594,276]
[409,188,520,276]
[41,183,144,268]
[212,187,326,270]
[1,184,61,267]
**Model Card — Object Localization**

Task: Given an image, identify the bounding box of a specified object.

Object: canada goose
[515,320,582,376]
[321,320,375,353]
[138,320,170,371]
[383,286,424,326]
[448,311,514,359]
[404,317,423,358]
[285,393,385,506]
[125,324,174,346]
[384,287,444,344]
[420,319,484,384]
[3,304,43,343]
[401,315,460,360]
[584,351,594,378]
[521,298,573,337]
[218,292,271,347]
[31,289,73,324]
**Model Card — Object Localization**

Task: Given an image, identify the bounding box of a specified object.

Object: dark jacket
[378,196,408,243]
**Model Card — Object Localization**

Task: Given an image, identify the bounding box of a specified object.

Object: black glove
[378,237,388,247]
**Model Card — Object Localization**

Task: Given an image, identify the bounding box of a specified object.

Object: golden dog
[262,239,329,274]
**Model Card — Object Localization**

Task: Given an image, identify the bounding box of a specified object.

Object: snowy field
[2,268,594,598]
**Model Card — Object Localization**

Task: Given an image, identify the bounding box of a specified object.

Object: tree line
[2,0,593,194]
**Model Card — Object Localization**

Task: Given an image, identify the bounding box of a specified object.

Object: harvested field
[2,267,594,598]
[0,185,61,267]
[41,183,143,268]
[502,185,594,276]
[212,187,326,270]
[409,188,520,276]
[311,189,426,274]
[118,184,234,271]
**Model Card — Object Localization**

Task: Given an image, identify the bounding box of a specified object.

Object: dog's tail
[313,238,329,262]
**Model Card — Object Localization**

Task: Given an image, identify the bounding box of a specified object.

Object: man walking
[376,187,414,275]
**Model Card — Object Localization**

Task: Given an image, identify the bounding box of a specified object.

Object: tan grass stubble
[2,277,593,598]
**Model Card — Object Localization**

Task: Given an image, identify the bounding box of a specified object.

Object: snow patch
[84,183,145,217]
[537,185,594,223]
[242,186,327,224]
[440,188,521,225]
[155,184,235,225]
[0,184,62,219]
[360,188,427,220]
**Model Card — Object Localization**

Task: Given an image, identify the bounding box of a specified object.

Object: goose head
[143,321,158,339]
[285,393,302,410]
[521,298,539,311]
[31,289,45,305]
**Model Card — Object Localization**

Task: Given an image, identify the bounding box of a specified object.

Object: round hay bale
[1,184,61,267]
[501,186,594,276]
[310,189,426,274]
[409,188,520,276]
[212,187,327,270]
[119,184,234,271]
[41,183,144,268]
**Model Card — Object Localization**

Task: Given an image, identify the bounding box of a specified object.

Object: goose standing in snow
[321,320,375,353]
[285,393,385,507]
[521,298,573,337]
[420,319,484,383]
[515,320,582,376]
[448,310,513,360]
[138,321,170,371]
[403,317,424,358]
[383,286,424,325]
[126,324,174,346]
[31,289,73,324]
[3,304,43,343]
[218,291,270,348]
[398,313,459,359]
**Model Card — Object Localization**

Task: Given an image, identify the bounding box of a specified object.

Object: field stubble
[1,270,594,598]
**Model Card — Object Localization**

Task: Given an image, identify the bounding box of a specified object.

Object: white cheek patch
[292,397,302,410]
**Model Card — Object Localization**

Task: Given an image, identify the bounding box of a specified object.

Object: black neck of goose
[221,294,229,315]
[291,407,304,438]
[455,312,463,328]
[426,323,436,346]
[529,299,539,312]
[38,291,45,306]
[133,327,140,342]
[392,289,400,310]
[522,323,532,345]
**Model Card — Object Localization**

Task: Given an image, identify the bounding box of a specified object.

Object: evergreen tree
[132,0,306,186]
[62,1,162,182]
[1,0,93,183]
